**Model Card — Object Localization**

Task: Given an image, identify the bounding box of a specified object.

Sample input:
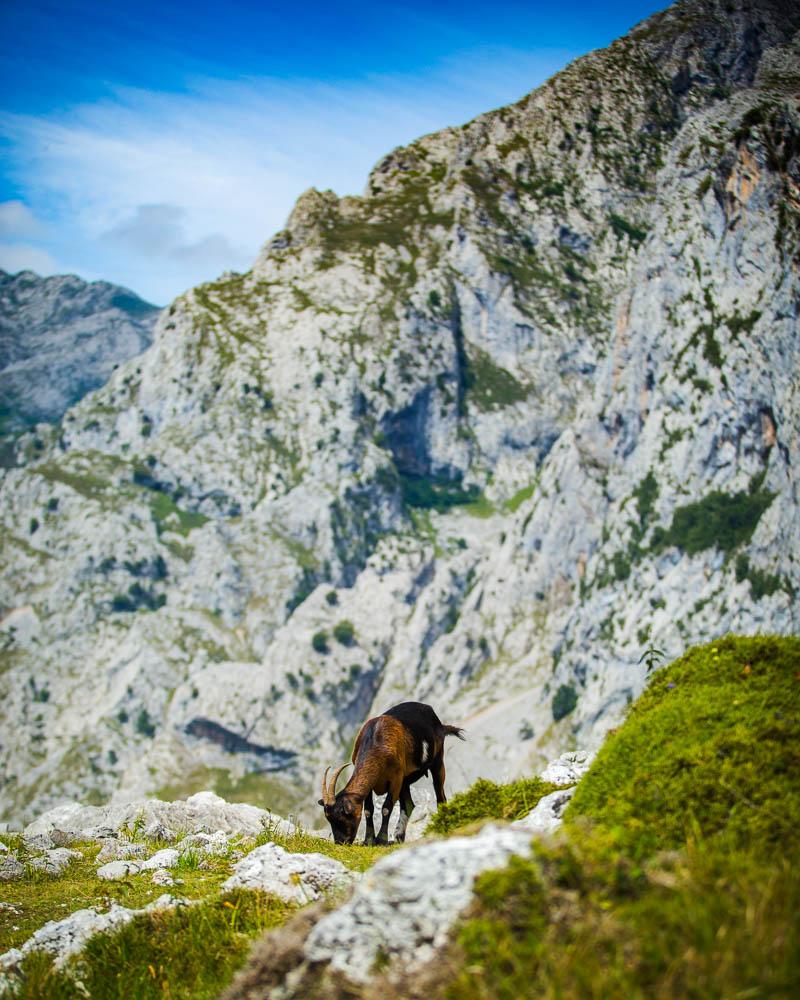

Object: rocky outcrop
[0,0,798,823]
[0,269,159,435]
[23,791,295,842]
[0,895,186,973]
[221,842,357,903]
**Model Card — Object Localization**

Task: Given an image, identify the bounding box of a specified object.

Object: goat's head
[318,763,361,844]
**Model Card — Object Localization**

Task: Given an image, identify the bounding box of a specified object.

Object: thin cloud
[0,200,47,239]
[0,44,574,301]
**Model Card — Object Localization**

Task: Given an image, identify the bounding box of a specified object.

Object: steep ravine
[0,0,798,823]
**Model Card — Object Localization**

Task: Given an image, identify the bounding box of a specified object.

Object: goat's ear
[317,798,324,807]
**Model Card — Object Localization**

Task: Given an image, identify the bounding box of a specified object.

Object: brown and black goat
[319,701,465,845]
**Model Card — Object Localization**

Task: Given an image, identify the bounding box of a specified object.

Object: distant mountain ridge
[0,269,160,437]
[0,0,798,824]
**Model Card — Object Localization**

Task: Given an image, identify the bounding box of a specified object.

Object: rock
[96,859,143,881]
[513,787,577,835]
[0,895,185,971]
[140,848,180,871]
[540,750,595,786]
[27,848,82,876]
[221,842,356,904]
[151,869,175,887]
[25,793,295,843]
[0,842,7,854]
[95,840,148,863]
[180,831,230,855]
[303,824,534,982]
[23,833,55,853]
[0,855,23,882]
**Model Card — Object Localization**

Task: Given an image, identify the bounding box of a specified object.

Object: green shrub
[551,684,578,721]
[135,709,156,739]
[398,472,481,512]
[651,487,775,555]
[311,631,329,654]
[427,776,558,835]
[332,620,356,646]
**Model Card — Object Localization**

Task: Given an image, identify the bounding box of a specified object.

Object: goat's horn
[322,766,333,806]
[329,761,351,798]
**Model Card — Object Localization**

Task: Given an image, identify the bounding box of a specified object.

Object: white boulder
[513,787,577,835]
[304,823,534,981]
[221,842,356,904]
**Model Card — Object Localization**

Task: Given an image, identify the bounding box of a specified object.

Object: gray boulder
[221,842,356,904]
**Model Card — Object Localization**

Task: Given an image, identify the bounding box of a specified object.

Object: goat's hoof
[362,838,375,847]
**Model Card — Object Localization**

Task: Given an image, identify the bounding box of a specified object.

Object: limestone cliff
[0,0,798,822]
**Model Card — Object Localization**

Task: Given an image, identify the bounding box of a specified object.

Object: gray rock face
[303,824,534,982]
[1,0,799,825]
[0,269,159,434]
[221,842,356,903]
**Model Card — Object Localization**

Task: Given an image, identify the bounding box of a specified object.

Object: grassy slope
[442,635,800,999]
[0,826,393,1000]
[4,636,798,998]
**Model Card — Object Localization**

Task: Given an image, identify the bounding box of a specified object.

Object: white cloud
[0,242,61,276]
[0,200,47,239]
[0,45,574,302]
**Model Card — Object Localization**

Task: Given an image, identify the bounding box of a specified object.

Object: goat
[318,701,465,845]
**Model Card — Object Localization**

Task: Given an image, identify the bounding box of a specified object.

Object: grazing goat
[319,702,465,845]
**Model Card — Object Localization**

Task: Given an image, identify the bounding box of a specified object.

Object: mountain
[0,270,160,439]
[0,0,798,824]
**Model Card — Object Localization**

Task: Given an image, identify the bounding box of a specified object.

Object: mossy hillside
[436,635,800,1000]
[566,634,800,859]
[427,776,559,835]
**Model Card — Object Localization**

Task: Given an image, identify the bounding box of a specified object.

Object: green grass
[0,840,234,955]
[5,889,294,1000]
[464,347,531,413]
[427,777,559,836]
[438,635,800,1000]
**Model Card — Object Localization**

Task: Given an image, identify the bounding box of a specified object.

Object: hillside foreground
[0,635,797,998]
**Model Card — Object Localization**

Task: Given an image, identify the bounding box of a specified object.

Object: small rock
[0,855,23,882]
[96,859,143,881]
[540,750,595,786]
[23,833,55,853]
[512,787,576,835]
[0,842,7,854]
[140,849,180,871]
[151,869,175,887]
[28,848,82,876]
[96,840,148,864]
[144,822,177,843]
[221,842,357,904]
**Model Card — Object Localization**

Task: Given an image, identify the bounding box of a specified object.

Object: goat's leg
[362,791,376,846]
[432,757,447,804]
[394,779,414,843]
[376,776,402,845]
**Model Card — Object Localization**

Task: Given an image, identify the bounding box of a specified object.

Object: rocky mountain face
[0,0,798,824]
[0,270,160,439]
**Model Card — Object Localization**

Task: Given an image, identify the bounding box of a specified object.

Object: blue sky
[0,0,663,304]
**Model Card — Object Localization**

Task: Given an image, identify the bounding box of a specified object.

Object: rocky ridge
[0,269,160,439]
[0,0,799,822]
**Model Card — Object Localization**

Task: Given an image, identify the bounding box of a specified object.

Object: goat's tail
[443,724,466,741]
